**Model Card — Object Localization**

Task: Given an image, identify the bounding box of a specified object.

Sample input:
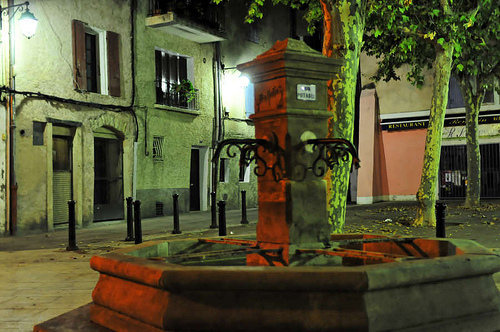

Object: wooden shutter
[72,20,87,91]
[107,31,121,97]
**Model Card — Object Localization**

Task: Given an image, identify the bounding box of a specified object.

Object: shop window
[72,20,121,96]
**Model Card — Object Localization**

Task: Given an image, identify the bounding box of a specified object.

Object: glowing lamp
[0,1,38,39]
[18,8,37,38]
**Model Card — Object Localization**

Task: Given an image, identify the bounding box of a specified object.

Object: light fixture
[18,8,37,38]
[238,74,250,88]
[0,1,38,39]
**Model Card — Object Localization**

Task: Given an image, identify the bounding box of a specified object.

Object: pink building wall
[357,89,427,203]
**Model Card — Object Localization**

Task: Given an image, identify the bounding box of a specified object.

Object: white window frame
[239,164,250,183]
[219,158,230,183]
[84,25,108,95]
[155,47,195,83]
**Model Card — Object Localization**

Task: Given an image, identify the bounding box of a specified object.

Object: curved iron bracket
[301,138,360,179]
[213,132,287,182]
[213,134,359,184]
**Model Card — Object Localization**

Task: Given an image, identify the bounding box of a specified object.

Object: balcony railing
[156,84,199,110]
[149,0,225,33]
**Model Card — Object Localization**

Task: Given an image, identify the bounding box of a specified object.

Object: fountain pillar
[237,39,344,265]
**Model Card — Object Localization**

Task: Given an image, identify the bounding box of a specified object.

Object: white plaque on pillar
[297,84,316,101]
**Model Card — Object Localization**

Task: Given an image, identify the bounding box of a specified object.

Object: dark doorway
[190,148,200,211]
[94,134,124,221]
[439,143,500,199]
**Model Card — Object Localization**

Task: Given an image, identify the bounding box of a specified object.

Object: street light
[1,1,38,39]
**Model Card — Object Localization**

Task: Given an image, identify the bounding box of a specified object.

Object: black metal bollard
[218,200,227,236]
[241,190,248,224]
[210,192,218,229]
[125,197,134,241]
[436,202,447,238]
[172,194,182,234]
[134,200,142,244]
[66,200,79,251]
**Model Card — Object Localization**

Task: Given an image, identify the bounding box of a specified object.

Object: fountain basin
[88,234,500,331]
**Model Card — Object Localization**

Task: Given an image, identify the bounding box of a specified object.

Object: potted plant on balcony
[170,79,196,104]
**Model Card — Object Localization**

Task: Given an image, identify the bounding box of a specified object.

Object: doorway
[52,126,74,225]
[94,128,124,221]
[190,148,200,211]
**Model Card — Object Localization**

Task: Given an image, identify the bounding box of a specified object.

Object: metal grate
[440,143,500,198]
[152,136,164,162]
[156,201,164,216]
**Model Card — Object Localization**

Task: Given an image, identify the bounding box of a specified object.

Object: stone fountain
[35,39,500,332]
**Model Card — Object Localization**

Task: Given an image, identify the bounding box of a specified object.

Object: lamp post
[2,1,37,234]
[1,1,38,39]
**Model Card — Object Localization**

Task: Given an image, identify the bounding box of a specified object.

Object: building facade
[1,0,298,235]
[357,53,500,204]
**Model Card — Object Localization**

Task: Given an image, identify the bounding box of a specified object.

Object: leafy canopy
[452,0,500,92]
[363,0,481,87]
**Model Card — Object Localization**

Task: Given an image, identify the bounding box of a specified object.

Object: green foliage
[171,79,196,103]
[453,0,500,92]
[363,0,480,87]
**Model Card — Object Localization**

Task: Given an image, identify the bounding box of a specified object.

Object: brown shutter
[72,20,86,91]
[107,31,121,97]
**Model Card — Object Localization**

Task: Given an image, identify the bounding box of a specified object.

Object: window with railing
[155,48,198,109]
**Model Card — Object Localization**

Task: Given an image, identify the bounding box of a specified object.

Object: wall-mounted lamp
[1,1,38,38]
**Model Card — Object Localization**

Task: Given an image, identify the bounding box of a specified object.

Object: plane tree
[452,0,500,208]
[216,0,368,233]
[363,0,480,226]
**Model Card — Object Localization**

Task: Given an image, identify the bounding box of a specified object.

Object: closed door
[53,136,72,225]
[190,149,200,211]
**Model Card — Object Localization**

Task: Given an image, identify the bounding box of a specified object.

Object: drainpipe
[211,41,222,196]
[7,0,17,235]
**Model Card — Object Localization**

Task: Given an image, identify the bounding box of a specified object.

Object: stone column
[238,39,344,265]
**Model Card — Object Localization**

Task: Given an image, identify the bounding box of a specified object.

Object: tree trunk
[321,0,365,233]
[414,43,453,227]
[459,77,483,208]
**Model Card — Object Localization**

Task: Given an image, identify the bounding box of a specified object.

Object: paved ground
[0,208,259,331]
[1,201,500,331]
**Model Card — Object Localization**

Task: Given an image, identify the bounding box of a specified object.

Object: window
[448,77,496,109]
[72,20,121,96]
[239,164,250,182]
[219,158,229,183]
[155,48,196,109]
[33,121,45,146]
[152,136,164,162]
[246,23,259,44]
[244,83,255,118]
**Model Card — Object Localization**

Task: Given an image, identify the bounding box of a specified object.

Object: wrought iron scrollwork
[213,133,287,182]
[302,138,360,178]
[213,134,359,183]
